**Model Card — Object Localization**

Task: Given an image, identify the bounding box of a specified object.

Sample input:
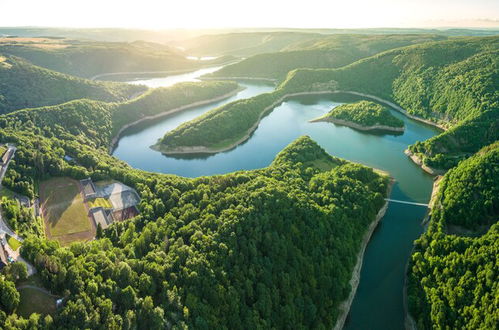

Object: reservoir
[112,70,440,329]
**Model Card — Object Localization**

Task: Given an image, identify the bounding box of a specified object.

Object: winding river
[113,69,440,329]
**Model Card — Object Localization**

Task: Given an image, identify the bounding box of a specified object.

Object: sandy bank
[403,149,446,176]
[334,178,395,330]
[310,117,405,133]
[402,175,442,330]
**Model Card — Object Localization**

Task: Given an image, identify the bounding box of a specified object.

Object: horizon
[1,0,498,30]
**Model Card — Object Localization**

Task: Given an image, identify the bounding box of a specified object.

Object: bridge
[384,199,429,207]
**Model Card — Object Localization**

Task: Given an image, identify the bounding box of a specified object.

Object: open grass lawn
[39,177,91,238]
[303,156,340,172]
[88,197,112,209]
[7,235,21,251]
[17,287,57,318]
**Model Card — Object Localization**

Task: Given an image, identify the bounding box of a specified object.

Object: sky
[0,0,498,29]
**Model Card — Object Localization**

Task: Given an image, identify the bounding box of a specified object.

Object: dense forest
[207,34,446,81]
[0,55,145,114]
[161,37,498,169]
[171,32,324,57]
[0,38,229,79]
[156,90,284,152]
[0,84,392,328]
[0,30,497,329]
[312,100,404,129]
[407,142,499,329]
[112,81,239,136]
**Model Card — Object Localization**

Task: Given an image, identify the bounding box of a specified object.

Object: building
[82,178,140,230]
[80,178,97,201]
[89,207,113,230]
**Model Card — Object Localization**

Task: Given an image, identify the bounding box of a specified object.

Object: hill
[0,55,145,114]
[173,32,323,57]
[207,34,447,81]
[407,141,499,329]
[0,85,391,328]
[0,38,230,79]
[159,37,498,168]
[311,100,404,132]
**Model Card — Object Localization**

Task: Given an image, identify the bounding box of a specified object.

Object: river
[112,69,440,329]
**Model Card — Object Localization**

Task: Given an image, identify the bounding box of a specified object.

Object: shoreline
[403,149,446,176]
[157,90,444,155]
[334,178,395,330]
[90,59,240,81]
[108,86,245,153]
[402,176,442,330]
[201,75,278,85]
[310,117,405,133]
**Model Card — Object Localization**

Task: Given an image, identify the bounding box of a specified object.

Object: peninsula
[309,100,404,133]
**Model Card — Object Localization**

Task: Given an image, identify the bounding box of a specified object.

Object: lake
[113,70,440,329]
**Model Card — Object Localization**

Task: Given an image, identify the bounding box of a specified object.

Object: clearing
[39,177,94,245]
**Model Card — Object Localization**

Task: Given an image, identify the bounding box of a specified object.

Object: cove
[113,74,441,329]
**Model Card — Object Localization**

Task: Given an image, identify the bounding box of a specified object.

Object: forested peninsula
[157,37,498,171]
[310,100,404,133]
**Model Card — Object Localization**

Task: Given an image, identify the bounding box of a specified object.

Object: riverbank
[201,75,278,85]
[91,58,240,81]
[156,90,443,155]
[404,149,446,176]
[310,117,405,134]
[334,177,395,330]
[109,86,245,153]
[402,175,441,330]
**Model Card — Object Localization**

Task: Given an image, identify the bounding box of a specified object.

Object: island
[309,100,404,133]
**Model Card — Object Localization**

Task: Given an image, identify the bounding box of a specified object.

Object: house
[80,178,97,201]
[89,207,113,230]
[82,178,140,230]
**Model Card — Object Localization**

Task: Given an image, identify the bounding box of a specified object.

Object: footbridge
[384,199,429,207]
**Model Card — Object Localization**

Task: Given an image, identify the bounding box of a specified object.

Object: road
[0,146,22,241]
[0,145,35,275]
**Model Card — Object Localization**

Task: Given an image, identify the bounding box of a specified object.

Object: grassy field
[7,235,21,251]
[39,177,91,239]
[303,157,340,172]
[17,287,57,317]
[88,197,112,209]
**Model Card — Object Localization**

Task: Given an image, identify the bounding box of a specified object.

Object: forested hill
[172,32,323,57]
[0,38,218,79]
[158,37,498,163]
[0,81,391,328]
[280,36,499,169]
[0,55,146,114]
[408,141,499,329]
[207,34,447,81]
[313,100,404,129]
